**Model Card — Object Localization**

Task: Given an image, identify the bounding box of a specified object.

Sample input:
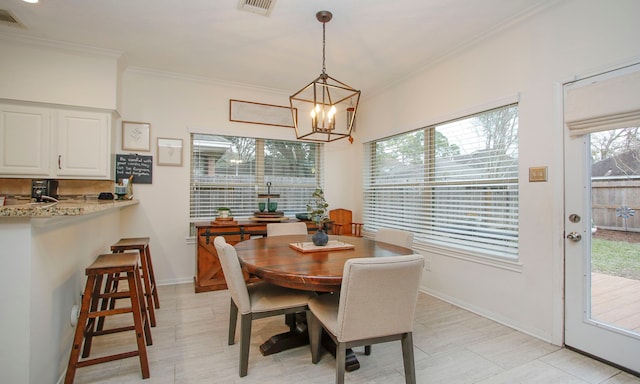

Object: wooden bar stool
[65,252,151,384]
[109,237,159,327]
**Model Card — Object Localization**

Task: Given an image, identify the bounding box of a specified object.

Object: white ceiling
[0,0,556,95]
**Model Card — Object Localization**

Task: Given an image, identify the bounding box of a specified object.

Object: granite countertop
[0,198,138,218]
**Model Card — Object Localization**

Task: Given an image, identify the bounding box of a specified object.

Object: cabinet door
[56,110,110,178]
[0,104,51,176]
[195,224,263,293]
[195,226,237,292]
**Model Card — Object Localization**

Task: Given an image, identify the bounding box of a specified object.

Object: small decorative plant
[306,188,329,228]
[307,188,330,246]
[218,207,232,218]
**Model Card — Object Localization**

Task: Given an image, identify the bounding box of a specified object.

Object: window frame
[189,133,324,235]
[363,103,520,262]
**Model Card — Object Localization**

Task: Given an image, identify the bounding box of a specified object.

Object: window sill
[414,242,523,273]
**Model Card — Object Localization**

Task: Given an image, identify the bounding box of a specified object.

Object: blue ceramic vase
[312,228,329,246]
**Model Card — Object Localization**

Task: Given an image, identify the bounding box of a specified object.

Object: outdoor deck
[591,272,640,333]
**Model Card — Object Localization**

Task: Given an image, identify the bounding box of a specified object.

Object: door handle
[566,232,582,242]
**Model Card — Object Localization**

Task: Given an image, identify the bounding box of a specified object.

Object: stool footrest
[76,350,140,368]
[88,307,132,318]
[101,291,133,300]
[92,325,136,336]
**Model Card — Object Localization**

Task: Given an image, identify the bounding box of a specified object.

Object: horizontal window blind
[364,104,519,258]
[190,134,323,228]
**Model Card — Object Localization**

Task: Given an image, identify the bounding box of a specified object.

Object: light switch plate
[529,166,548,182]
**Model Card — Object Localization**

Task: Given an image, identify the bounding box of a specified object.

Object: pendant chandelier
[290,11,361,143]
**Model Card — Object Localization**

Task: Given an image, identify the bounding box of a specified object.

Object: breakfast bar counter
[0,198,139,383]
[0,199,138,217]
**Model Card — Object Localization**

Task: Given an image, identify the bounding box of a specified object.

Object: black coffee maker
[31,179,59,202]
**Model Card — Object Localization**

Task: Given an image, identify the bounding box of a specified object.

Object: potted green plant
[217,207,232,219]
[306,188,329,246]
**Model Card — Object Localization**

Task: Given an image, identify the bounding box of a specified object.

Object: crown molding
[0,31,122,59]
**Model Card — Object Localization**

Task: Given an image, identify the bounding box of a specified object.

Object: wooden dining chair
[375,227,414,249]
[213,236,316,377]
[329,208,363,237]
[266,222,308,236]
[307,254,424,384]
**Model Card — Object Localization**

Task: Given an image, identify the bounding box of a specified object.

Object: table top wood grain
[234,235,414,292]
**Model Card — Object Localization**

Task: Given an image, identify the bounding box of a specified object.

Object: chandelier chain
[322,21,326,75]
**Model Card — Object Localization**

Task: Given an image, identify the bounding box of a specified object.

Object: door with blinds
[564,63,640,374]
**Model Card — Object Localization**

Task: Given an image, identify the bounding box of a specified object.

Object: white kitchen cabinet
[0,102,115,179]
[56,109,111,178]
[0,104,51,176]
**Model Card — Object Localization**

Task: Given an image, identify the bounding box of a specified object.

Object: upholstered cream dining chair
[307,254,424,384]
[375,227,414,249]
[213,236,316,377]
[266,222,308,236]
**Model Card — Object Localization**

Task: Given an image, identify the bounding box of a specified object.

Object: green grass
[591,238,640,280]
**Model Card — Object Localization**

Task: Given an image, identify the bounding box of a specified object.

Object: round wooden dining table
[234,234,415,292]
[234,234,415,371]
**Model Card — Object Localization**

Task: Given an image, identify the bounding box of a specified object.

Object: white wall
[0,218,31,384]
[0,35,122,110]
[356,0,640,344]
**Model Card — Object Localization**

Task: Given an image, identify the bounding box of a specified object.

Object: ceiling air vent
[0,9,25,28]
[238,0,276,17]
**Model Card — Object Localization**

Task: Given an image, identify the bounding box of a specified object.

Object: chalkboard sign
[115,154,153,184]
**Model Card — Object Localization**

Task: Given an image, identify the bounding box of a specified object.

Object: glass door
[564,65,640,374]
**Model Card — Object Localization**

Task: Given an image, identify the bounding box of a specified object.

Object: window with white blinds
[364,104,519,258]
[190,134,323,233]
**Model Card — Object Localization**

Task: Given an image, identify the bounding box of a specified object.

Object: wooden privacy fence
[592,179,640,232]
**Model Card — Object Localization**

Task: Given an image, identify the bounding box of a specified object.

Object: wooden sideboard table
[194,220,318,292]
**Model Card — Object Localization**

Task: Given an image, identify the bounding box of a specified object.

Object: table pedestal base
[258,313,361,372]
[259,329,309,356]
[260,313,309,356]
[321,334,360,372]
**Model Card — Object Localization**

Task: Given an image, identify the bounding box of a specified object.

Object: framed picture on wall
[157,138,183,166]
[229,99,296,128]
[122,121,151,152]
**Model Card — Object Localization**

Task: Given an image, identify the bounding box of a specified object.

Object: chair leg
[401,332,416,384]
[138,251,157,327]
[81,274,104,358]
[307,310,322,364]
[96,272,117,331]
[239,313,252,377]
[144,244,160,309]
[335,342,346,384]
[65,274,96,384]
[127,270,150,379]
[228,299,238,345]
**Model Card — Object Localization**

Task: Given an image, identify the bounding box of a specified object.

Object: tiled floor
[72,283,640,384]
